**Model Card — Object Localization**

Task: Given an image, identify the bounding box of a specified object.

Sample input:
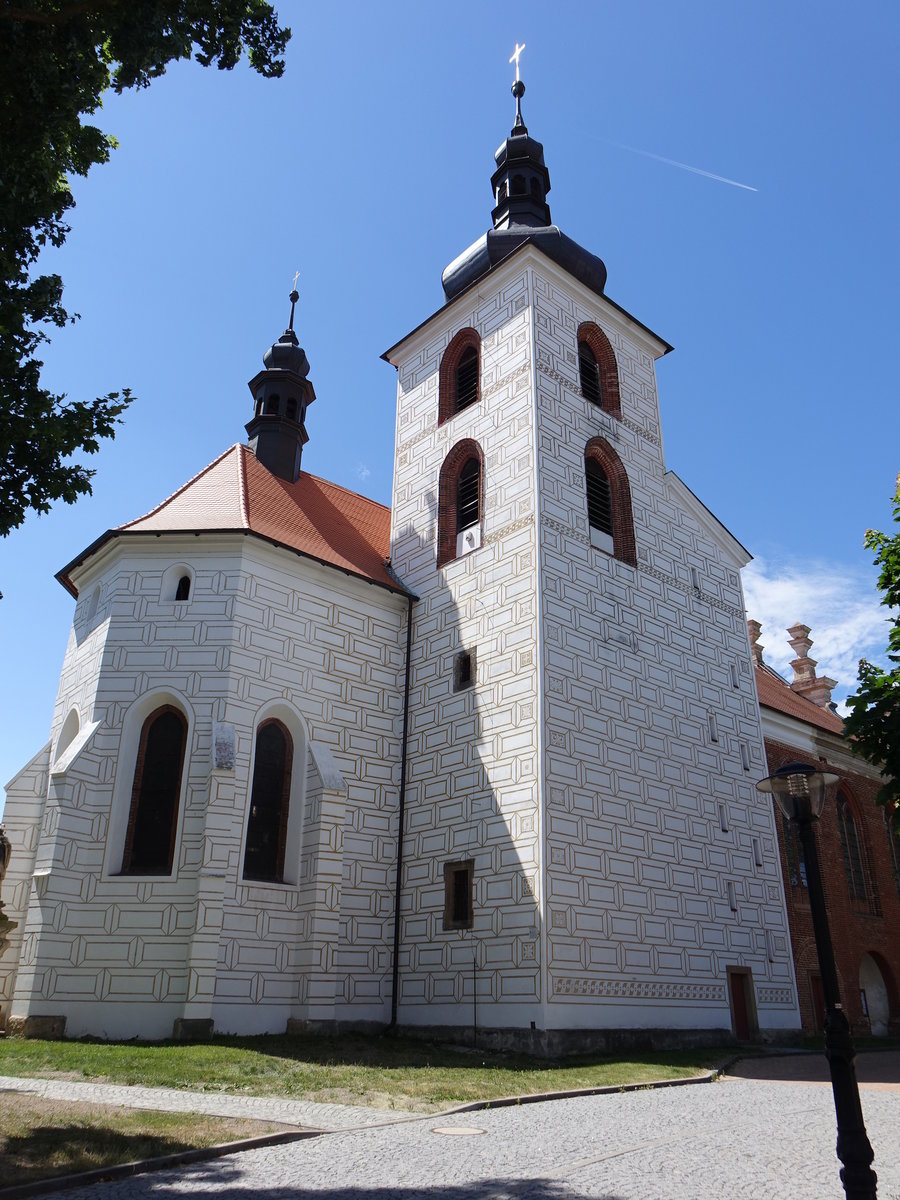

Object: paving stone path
[9,1056,899,1200]
[0,1074,408,1131]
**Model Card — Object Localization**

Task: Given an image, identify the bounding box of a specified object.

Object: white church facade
[1,75,801,1046]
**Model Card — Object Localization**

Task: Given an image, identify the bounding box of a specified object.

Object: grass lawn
[0,1095,290,1189]
[0,1032,727,1111]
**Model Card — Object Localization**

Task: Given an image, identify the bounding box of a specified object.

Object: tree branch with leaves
[844,475,900,810]
[0,1,290,536]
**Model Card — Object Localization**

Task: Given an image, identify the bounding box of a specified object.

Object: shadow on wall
[392,517,542,1035]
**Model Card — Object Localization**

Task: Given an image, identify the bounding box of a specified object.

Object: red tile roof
[59,445,408,597]
[755,664,844,735]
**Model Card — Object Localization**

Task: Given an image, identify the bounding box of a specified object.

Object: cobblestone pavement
[27,1069,900,1200]
[0,1075,410,1130]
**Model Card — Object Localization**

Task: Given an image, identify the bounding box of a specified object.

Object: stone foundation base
[172,1018,214,1041]
[282,1020,798,1058]
[6,1014,67,1040]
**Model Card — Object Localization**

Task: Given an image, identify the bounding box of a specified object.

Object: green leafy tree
[0,2,290,535]
[844,474,900,810]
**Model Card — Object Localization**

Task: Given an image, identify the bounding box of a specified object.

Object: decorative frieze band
[483,513,535,546]
[756,986,795,1006]
[553,976,726,1003]
[536,362,661,447]
[636,562,746,621]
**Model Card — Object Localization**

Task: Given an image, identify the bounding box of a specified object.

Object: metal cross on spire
[509,42,525,82]
[289,269,300,331]
[509,42,526,128]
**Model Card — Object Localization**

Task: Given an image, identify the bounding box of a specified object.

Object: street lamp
[757,761,878,1200]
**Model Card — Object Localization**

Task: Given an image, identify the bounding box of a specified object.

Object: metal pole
[472,945,477,1050]
[796,817,877,1199]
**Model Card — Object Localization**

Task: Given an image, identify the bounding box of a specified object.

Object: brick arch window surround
[122,704,187,876]
[243,718,293,883]
[437,438,484,568]
[577,322,622,419]
[584,437,636,566]
[438,327,481,425]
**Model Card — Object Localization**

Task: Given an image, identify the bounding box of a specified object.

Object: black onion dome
[442,75,607,303]
[263,328,310,378]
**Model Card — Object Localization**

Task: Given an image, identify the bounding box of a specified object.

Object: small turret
[245,288,316,483]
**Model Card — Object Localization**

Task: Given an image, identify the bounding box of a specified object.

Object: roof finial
[509,42,526,129]
[289,269,300,332]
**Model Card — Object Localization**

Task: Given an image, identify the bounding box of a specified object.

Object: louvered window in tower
[579,341,602,406]
[457,458,480,533]
[455,346,479,413]
[586,459,614,554]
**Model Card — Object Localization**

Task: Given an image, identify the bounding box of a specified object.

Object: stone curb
[0,1061,735,1200]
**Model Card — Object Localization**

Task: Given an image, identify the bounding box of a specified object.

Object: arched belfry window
[577,322,621,419]
[585,459,614,553]
[437,439,484,568]
[584,438,636,566]
[174,575,191,602]
[243,719,293,883]
[122,705,187,876]
[438,328,481,425]
[579,342,602,406]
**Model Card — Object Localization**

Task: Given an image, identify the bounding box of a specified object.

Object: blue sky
[2,1,898,799]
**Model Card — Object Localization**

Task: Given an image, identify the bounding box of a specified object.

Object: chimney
[747,620,765,667]
[787,623,837,708]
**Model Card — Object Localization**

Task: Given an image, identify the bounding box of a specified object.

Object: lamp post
[757,761,878,1200]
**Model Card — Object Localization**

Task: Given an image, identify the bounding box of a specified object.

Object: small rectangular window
[740,742,750,771]
[718,803,729,833]
[453,648,476,692]
[727,881,737,911]
[708,714,719,743]
[766,930,776,963]
[731,663,739,689]
[443,860,474,930]
[753,837,763,867]
[691,567,700,591]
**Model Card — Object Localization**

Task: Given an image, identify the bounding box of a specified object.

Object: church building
[1,70,800,1046]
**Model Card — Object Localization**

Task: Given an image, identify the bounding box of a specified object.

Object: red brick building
[750,621,900,1037]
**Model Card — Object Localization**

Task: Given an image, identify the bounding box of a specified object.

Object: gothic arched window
[584,438,637,565]
[174,575,191,602]
[577,322,622,419]
[438,328,481,425]
[888,811,900,903]
[122,705,187,876]
[437,439,484,568]
[243,719,293,883]
[837,791,867,902]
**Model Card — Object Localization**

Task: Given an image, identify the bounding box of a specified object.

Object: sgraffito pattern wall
[390,267,544,1026]
[5,538,406,1038]
[531,262,797,1031]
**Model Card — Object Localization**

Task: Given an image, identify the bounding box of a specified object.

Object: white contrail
[605,140,758,192]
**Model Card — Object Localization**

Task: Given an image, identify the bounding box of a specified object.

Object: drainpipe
[389,594,414,1028]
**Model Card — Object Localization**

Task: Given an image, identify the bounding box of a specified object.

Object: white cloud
[742,556,890,711]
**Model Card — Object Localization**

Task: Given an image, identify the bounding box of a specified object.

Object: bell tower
[385,52,796,1043]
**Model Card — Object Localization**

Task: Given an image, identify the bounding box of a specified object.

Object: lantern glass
[756,762,839,822]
